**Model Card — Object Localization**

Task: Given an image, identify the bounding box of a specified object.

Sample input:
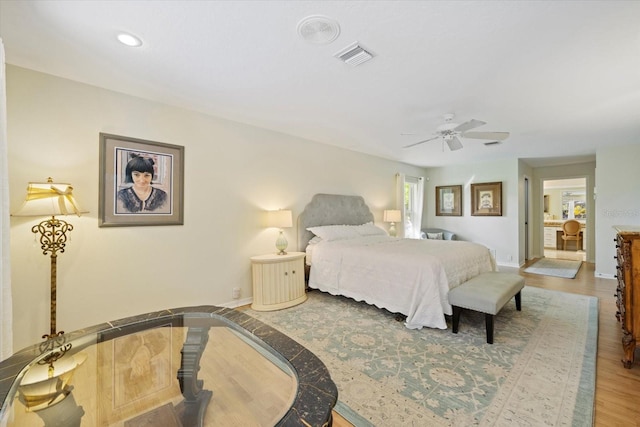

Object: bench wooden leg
[515,291,522,311]
[485,314,494,344]
[452,306,461,333]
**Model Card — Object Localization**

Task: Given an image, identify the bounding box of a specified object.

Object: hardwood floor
[332,260,640,427]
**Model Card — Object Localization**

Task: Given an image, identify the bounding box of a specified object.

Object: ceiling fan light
[447,136,463,151]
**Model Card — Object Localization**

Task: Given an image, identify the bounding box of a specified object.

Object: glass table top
[0,306,337,426]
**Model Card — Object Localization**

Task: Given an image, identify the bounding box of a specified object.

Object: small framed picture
[435,185,462,216]
[471,181,502,216]
[99,133,184,227]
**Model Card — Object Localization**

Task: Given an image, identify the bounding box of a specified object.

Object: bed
[298,194,496,329]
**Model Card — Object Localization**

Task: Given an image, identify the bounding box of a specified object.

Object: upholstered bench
[448,272,525,344]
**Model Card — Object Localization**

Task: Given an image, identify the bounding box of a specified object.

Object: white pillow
[307,225,361,241]
[427,232,444,240]
[308,236,323,245]
[354,222,387,236]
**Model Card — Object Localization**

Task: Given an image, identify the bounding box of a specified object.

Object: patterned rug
[524,258,583,279]
[248,286,597,426]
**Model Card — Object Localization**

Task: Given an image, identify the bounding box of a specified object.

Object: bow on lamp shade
[383,209,401,237]
[13,178,86,341]
[266,210,293,255]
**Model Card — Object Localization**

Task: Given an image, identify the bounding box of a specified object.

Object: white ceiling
[1,1,639,168]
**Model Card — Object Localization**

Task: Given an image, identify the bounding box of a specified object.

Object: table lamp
[266,210,293,255]
[383,209,401,237]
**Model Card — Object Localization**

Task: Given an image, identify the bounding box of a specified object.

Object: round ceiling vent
[296,15,340,44]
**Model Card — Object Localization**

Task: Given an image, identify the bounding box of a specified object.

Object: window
[562,191,586,219]
[403,176,424,238]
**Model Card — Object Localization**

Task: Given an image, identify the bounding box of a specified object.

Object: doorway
[542,178,587,262]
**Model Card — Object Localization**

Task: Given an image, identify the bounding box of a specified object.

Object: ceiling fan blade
[446,136,463,151]
[402,135,440,148]
[461,131,510,141]
[453,119,486,133]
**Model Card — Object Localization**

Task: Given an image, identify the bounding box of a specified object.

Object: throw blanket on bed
[308,236,495,329]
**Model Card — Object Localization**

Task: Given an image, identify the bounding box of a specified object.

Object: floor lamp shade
[13,179,85,218]
[266,210,293,255]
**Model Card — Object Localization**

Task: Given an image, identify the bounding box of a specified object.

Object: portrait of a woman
[116,153,169,214]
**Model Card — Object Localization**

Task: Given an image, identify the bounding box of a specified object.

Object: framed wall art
[99,133,184,227]
[435,185,462,216]
[471,181,502,216]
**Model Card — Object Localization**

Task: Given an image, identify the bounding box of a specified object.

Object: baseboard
[496,261,522,269]
[594,272,616,280]
[220,297,252,309]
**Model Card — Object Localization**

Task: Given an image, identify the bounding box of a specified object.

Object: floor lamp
[13,178,86,410]
[13,178,85,341]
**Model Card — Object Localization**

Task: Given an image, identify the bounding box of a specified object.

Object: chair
[561,220,582,251]
[421,228,456,241]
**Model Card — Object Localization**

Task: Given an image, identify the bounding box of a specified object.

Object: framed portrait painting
[435,185,462,216]
[99,133,184,227]
[471,181,502,216]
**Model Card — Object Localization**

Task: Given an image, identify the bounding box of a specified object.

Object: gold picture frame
[471,181,502,216]
[99,133,184,227]
[435,185,462,216]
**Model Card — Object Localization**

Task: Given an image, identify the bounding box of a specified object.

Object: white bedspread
[307,236,495,329]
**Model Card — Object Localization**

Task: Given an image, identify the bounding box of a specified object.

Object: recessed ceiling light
[117,33,143,47]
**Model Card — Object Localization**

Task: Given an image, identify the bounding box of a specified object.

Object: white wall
[424,159,520,267]
[595,144,640,277]
[6,66,428,350]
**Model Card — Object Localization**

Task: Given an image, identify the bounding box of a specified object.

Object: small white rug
[524,258,582,279]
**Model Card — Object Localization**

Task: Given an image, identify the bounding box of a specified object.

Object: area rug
[524,258,583,279]
[248,286,597,426]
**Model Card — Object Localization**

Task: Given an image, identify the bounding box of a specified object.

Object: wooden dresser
[614,226,640,368]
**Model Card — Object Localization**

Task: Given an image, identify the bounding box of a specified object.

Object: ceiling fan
[403,114,509,151]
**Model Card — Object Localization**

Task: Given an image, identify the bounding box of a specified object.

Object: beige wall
[7,66,428,350]
[9,65,634,352]
[595,144,640,277]
[424,158,521,267]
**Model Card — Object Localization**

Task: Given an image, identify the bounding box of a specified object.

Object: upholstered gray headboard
[298,194,375,250]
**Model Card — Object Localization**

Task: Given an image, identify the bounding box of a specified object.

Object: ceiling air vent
[334,42,374,67]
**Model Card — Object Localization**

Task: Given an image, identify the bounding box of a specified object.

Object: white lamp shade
[383,209,402,223]
[13,179,86,217]
[266,210,293,228]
